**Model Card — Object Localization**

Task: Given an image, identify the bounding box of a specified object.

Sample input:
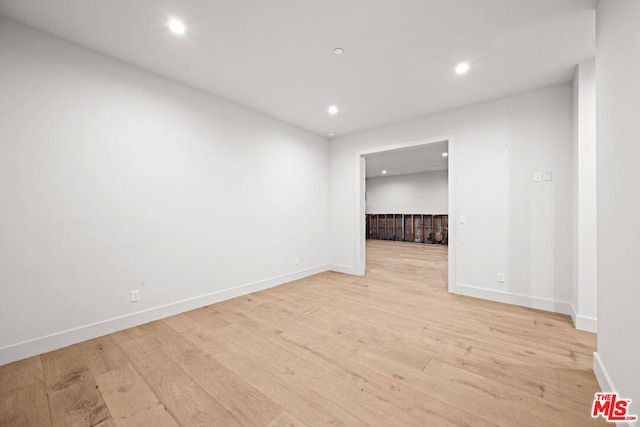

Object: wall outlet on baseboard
[131,290,140,302]
[497,273,505,283]
[295,257,300,266]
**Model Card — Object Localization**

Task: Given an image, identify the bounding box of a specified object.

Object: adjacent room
[1,1,638,426]
[364,142,449,245]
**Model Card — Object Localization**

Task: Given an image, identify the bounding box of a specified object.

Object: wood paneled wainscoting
[0,240,604,426]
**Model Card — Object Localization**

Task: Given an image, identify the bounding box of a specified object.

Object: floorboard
[0,240,605,426]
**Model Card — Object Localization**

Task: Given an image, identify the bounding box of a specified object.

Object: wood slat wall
[366,214,448,245]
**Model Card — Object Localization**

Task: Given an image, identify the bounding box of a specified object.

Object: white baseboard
[327,264,358,275]
[593,352,637,427]
[451,283,572,315]
[0,264,329,366]
[594,352,615,393]
[570,305,598,333]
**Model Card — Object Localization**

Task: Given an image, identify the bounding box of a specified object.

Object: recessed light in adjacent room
[454,62,470,75]
[334,48,344,55]
[167,18,187,36]
[382,170,388,174]
[328,105,339,115]
[442,152,449,157]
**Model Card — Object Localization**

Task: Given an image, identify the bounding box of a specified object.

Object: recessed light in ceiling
[334,48,344,55]
[442,152,448,157]
[327,132,336,137]
[328,105,339,115]
[454,62,470,75]
[167,18,187,36]
[382,170,388,174]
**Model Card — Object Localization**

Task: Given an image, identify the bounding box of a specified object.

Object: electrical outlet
[534,171,543,182]
[131,290,140,302]
[497,273,505,283]
[295,257,300,266]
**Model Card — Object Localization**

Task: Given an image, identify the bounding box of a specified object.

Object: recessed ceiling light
[455,62,470,75]
[327,132,336,137]
[334,48,344,55]
[442,152,449,157]
[382,170,388,174]
[167,18,187,35]
[328,105,339,115]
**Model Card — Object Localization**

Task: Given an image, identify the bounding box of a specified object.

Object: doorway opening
[355,136,456,291]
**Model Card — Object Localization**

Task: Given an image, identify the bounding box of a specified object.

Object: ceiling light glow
[382,170,388,174]
[327,132,336,137]
[167,18,187,35]
[334,48,344,55]
[442,152,449,157]
[328,105,339,115]
[455,62,470,75]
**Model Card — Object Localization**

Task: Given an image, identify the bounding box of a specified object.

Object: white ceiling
[365,141,448,178]
[0,0,596,137]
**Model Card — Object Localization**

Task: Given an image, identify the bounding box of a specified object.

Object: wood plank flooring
[0,240,605,426]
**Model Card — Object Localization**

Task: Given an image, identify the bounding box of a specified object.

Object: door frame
[355,134,456,292]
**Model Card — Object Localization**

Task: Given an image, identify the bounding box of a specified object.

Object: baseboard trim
[0,264,329,366]
[577,315,597,333]
[594,352,615,393]
[451,283,572,315]
[570,305,598,333]
[327,264,358,275]
[593,352,636,427]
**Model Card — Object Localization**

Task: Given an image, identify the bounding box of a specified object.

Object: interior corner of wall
[570,304,578,326]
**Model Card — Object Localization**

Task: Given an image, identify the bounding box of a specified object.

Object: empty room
[0,1,638,426]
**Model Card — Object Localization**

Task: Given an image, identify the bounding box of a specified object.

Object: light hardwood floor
[0,240,605,426]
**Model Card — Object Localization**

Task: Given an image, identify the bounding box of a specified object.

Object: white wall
[366,171,448,214]
[594,0,640,413]
[0,19,329,365]
[571,60,598,333]
[330,84,573,313]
